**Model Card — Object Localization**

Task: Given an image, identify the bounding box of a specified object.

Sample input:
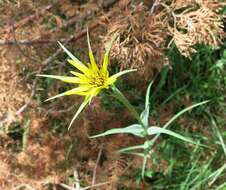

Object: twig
[91,144,104,189]
[0,0,118,46]
[0,112,16,128]
[59,183,76,190]
[0,38,71,45]
[59,181,111,190]
[83,181,110,190]
[74,169,80,190]
[159,2,177,29]
[3,2,57,35]
[150,0,160,14]
[12,22,38,62]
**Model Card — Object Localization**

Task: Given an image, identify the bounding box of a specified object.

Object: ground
[0,0,226,190]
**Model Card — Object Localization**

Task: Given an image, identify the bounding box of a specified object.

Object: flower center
[89,74,105,87]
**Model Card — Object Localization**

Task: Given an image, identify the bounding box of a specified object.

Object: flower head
[38,30,135,128]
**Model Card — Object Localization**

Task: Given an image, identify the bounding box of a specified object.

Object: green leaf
[111,86,142,123]
[110,69,137,80]
[211,60,226,70]
[118,141,152,153]
[142,155,148,178]
[162,100,209,129]
[145,80,154,109]
[223,49,226,59]
[147,126,197,145]
[122,152,151,158]
[209,163,226,186]
[140,107,149,128]
[118,144,146,153]
[150,100,209,145]
[140,81,153,127]
[90,124,144,138]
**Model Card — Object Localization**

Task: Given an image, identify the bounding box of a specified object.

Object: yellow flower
[38,30,135,128]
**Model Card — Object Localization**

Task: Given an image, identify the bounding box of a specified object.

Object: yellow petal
[70,71,85,78]
[58,41,83,66]
[45,86,91,102]
[87,28,99,73]
[89,87,102,97]
[37,74,85,84]
[101,53,109,77]
[107,69,137,85]
[89,51,99,72]
[106,75,117,85]
[68,96,91,130]
[68,59,91,75]
[75,86,102,97]
[64,86,92,95]
[101,33,118,76]
[105,32,118,54]
[70,71,94,84]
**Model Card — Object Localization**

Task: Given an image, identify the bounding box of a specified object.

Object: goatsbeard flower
[38,31,135,128]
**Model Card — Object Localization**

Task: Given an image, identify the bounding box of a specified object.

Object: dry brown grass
[0,0,225,189]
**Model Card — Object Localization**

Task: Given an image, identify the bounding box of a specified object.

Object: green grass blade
[90,124,143,138]
[209,163,226,186]
[163,100,209,129]
[145,80,154,109]
[140,81,154,127]
[147,126,197,145]
[141,155,148,178]
[217,129,226,157]
[118,144,146,153]
[111,86,142,124]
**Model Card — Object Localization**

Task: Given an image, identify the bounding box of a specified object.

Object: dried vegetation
[0,0,225,189]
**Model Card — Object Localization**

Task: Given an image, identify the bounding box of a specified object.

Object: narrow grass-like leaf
[216,181,226,190]
[161,85,187,106]
[217,130,226,157]
[212,120,226,157]
[209,163,226,186]
[182,144,201,189]
[189,158,213,188]
[140,106,149,127]
[140,80,153,127]
[141,155,148,178]
[111,86,142,124]
[122,152,151,158]
[147,126,197,145]
[151,100,209,144]
[150,66,168,102]
[145,80,153,109]
[118,141,152,153]
[163,100,209,129]
[90,124,143,138]
[118,144,146,153]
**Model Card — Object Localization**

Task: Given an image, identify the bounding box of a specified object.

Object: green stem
[111,86,151,177]
[111,85,143,125]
